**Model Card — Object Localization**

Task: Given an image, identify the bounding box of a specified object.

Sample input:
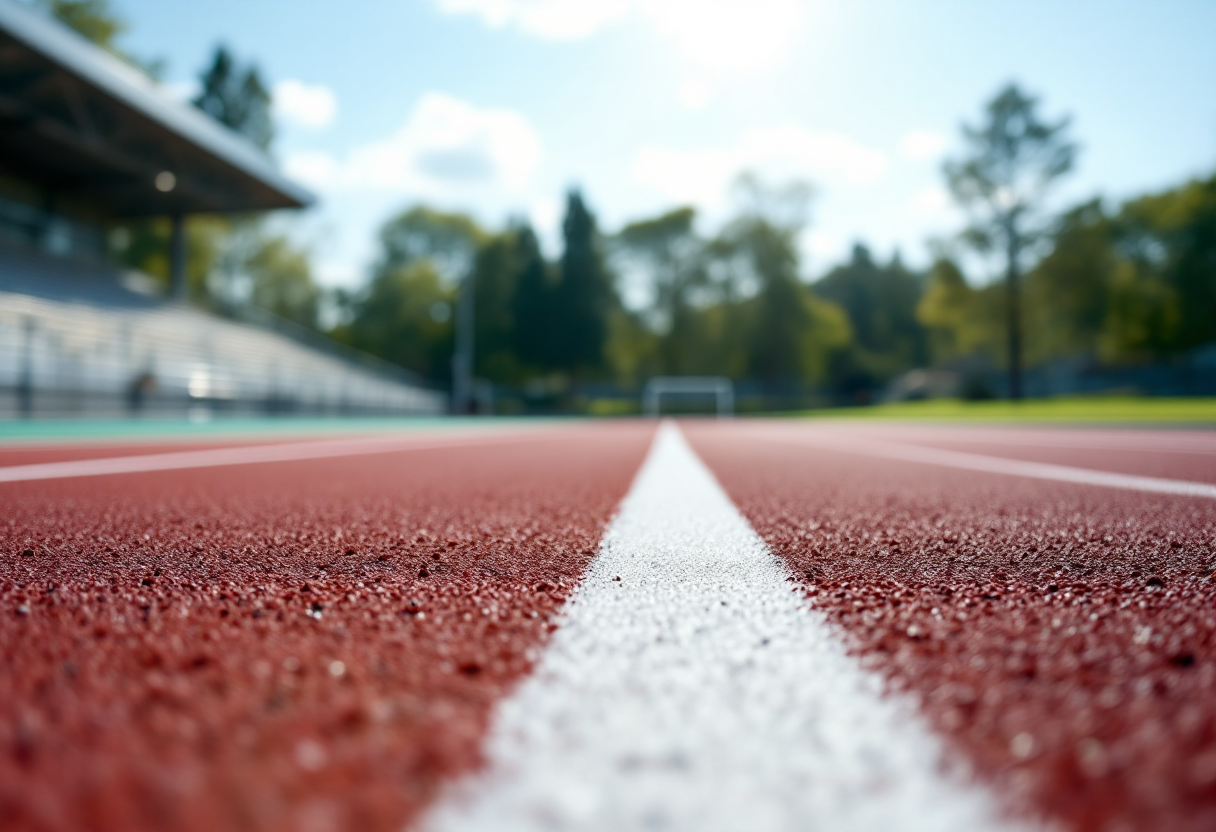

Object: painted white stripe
[762,429,1216,500]
[422,424,1035,832]
[0,429,542,484]
[832,427,1216,457]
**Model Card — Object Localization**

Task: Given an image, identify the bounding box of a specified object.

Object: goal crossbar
[643,376,734,419]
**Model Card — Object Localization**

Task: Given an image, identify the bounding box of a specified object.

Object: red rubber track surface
[687,423,1216,832]
[816,424,1216,484]
[0,424,653,832]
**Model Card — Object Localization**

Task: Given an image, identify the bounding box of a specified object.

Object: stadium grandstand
[0,1,444,418]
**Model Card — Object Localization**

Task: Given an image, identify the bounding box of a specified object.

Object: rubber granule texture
[687,424,1216,832]
[0,425,652,832]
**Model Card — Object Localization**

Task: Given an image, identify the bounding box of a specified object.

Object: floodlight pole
[169,213,187,301]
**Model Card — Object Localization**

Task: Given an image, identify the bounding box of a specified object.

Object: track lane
[827,425,1216,455]
[6,418,1214,832]
[783,423,1216,484]
[749,427,1216,499]
[687,422,1216,832]
[0,423,554,476]
[0,439,295,468]
[0,424,653,832]
[423,424,1035,832]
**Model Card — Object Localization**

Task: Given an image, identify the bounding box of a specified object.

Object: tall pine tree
[554,190,613,378]
[944,83,1076,399]
[510,224,557,371]
[193,45,274,151]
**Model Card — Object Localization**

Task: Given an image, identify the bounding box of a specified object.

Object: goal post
[643,376,734,419]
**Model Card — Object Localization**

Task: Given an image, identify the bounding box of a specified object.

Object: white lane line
[762,429,1216,500]
[422,423,1035,832]
[0,429,544,484]
[831,428,1216,457]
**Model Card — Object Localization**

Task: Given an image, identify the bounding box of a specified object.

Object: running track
[1,421,1213,832]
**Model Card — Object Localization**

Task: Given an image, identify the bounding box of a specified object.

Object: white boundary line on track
[765,430,1216,499]
[0,430,546,484]
[422,423,1037,832]
[829,428,1216,457]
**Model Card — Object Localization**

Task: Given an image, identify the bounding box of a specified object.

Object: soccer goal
[643,376,734,419]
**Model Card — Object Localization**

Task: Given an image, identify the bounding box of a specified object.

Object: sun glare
[645,0,805,75]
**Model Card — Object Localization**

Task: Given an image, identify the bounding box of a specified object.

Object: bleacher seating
[0,248,445,418]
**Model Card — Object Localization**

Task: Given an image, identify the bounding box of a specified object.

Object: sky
[110,0,1216,300]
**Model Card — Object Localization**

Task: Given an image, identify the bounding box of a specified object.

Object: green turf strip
[792,396,1216,425]
[0,416,542,445]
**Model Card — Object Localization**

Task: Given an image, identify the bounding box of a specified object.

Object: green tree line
[50,1,1216,405]
[920,177,1216,371]
[330,157,1215,404]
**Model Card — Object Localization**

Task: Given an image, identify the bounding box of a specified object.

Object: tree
[615,206,700,330]
[714,175,850,385]
[511,223,559,371]
[554,190,614,379]
[334,262,454,381]
[246,234,321,329]
[371,206,484,408]
[614,207,709,373]
[193,45,274,151]
[944,83,1077,399]
[468,230,524,383]
[374,206,484,283]
[1022,200,1116,364]
[816,243,927,393]
[916,257,1002,365]
[1020,175,1216,366]
[1114,175,1216,356]
[111,215,227,301]
[37,0,123,48]
[38,0,163,77]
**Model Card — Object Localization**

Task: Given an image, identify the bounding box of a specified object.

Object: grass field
[797,396,1216,424]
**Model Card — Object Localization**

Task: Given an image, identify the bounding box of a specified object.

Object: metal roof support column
[169,212,187,301]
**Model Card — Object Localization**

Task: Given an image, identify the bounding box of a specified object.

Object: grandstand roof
[0,1,313,216]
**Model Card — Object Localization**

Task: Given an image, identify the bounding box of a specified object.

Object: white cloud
[160,79,199,104]
[437,0,803,56]
[631,126,889,208]
[899,129,948,161]
[907,185,952,219]
[283,150,340,185]
[315,260,360,287]
[677,79,712,111]
[528,195,564,255]
[803,228,845,261]
[642,0,803,75]
[283,92,542,197]
[437,0,805,114]
[273,80,338,130]
[435,0,630,41]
